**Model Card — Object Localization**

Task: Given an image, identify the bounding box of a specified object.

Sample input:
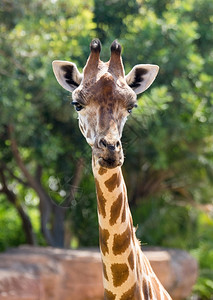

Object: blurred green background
[0,0,213,298]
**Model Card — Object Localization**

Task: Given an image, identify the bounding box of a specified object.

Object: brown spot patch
[102,261,109,281]
[104,289,116,300]
[99,167,107,175]
[148,281,153,299]
[128,251,135,271]
[111,263,129,287]
[99,106,106,128]
[107,102,113,114]
[117,171,122,187]
[121,204,126,223]
[86,129,92,139]
[99,226,110,255]
[120,283,141,300]
[112,226,131,255]
[152,276,160,296]
[142,279,149,300]
[95,179,107,218]
[104,173,117,192]
[109,192,123,226]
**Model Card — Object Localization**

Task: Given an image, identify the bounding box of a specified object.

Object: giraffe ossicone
[52,39,172,300]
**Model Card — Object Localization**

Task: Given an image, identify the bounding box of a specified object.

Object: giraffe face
[52,39,159,169]
[72,72,137,169]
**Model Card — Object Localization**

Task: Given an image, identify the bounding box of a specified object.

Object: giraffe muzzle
[94,137,124,169]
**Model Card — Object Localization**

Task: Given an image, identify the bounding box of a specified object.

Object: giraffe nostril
[116,141,120,148]
[99,138,107,148]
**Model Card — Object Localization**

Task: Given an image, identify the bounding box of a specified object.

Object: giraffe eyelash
[71,101,84,111]
[127,104,138,114]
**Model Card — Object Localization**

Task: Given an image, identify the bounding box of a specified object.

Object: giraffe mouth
[98,157,123,169]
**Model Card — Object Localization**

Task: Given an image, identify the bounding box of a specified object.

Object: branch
[8,124,54,246]
[139,168,172,199]
[0,166,36,245]
[64,158,85,248]
[174,198,213,215]
[0,161,29,187]
[0,167,8,194]
[70,157,85,198]
[8,124,42,192]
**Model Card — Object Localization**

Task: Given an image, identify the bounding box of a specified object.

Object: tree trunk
[8,124,55,246]
[52,206,65,248]
[64,158,85,248]
[0,167,36,245]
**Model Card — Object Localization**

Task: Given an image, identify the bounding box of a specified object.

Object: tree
[0,0,95,247]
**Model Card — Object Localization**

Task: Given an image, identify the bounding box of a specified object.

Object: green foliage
[0,197,26,251]
[94,0,139,42]
[132,193,198,249]
[191,213,213,299]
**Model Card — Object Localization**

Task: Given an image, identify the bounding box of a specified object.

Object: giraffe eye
[127,104,137,114]
[71,101,83,111]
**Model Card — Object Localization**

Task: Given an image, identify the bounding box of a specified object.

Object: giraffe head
[52,39,159,169]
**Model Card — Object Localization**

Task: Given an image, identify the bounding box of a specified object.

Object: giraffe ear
[52,60,83,92]
[125,64,159,95]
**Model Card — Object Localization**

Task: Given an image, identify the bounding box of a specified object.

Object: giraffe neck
[92,159,172,300]
[93,162,139,299]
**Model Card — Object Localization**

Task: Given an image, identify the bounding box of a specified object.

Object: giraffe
[52,39,172,300]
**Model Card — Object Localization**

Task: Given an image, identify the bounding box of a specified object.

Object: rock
[144,247,198,300]
[0,246,198,300]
